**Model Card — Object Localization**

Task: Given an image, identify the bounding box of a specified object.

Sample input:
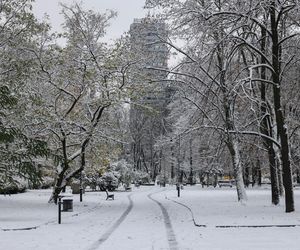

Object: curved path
[99,188,173,249]
[148,192,179,250]
[0,187,201,250]
[94,187,202,250]
[2,187,300,250]
[87,194,133,250]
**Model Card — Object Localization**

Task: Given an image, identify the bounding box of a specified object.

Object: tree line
[1,0,300,214]
[0,1,139,203]
[145,0,300,212]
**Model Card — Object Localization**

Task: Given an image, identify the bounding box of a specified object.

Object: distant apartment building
[130,18,168,68]
[129,18,170,179]
[129,18,169,104]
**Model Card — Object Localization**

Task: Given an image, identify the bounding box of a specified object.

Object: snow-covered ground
[1,185,300,250]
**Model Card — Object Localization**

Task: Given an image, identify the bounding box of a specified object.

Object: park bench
[105,190,114,200]
[218,180,233,188]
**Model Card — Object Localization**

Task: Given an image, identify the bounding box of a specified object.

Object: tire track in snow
[148,192,179,250]
[87,193,133,250]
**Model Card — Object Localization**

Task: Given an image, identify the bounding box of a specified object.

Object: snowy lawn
[164,185,300,226]
[161,185,300,250]
[1,186,300,250]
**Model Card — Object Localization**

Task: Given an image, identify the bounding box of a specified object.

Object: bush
[98,171,119,191]
[0,181,26,194]
[133,170,151,184]
[40,176,54,189]
[111,160,133,187]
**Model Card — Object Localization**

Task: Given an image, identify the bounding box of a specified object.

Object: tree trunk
[259,23,280,205]
[257,158,262,186]
[252,161,256,187]
[179,170,184,183]
[50,139,89,204]
[206,173,209,187]
[171,165,174,179]
[268,145,279,204]
[244,165,250,188]
[50,136,69,204]
[227,138,247,202]
[270,2,294,212]
[189,138,194,185]
[217,33,247,201]
[275,153,284,196]
[223,93,247,201]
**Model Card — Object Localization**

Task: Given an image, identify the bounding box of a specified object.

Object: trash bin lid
[59,194,73,199]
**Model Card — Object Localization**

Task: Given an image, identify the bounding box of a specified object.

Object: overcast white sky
[32,0,148,43]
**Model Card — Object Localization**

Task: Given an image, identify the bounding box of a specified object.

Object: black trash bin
[62,198,73,212]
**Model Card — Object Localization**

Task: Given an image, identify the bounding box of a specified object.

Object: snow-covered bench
[105,190,114,200]
[218,180,233,188]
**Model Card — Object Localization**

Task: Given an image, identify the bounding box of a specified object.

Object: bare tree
[29,3,133,203]
[146,0,300,212]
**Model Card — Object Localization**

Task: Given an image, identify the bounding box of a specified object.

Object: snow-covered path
[87,193,134,249]
[148,192,179,250]
[97,188,200,250]
[1,186,300,250]
[98,189,171,250]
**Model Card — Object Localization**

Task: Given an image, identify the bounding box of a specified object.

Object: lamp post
[177,134,181,197]
[170,138,174,182]
[189,137,193,185]
[58,196,62,224]
[177,134,181,184]
[79,171,83,202]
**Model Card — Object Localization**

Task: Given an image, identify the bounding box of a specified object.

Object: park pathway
[87,194,134,250]
[2,186,300,250]
[98,188,170,249]
[148,192,179,250]
[0,187,203,250]
[96,187,200,250]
